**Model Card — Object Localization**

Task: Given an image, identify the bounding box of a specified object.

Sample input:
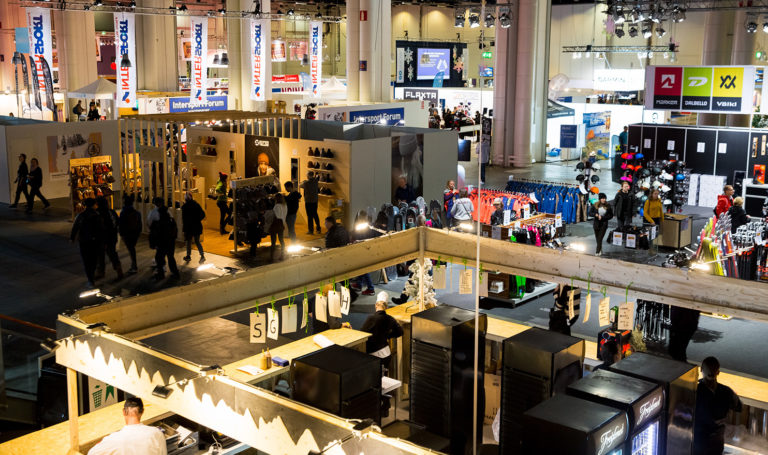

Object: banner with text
[250,18,268,101]
[309,21,322,97]
[190,17,208,104]
[645,65,755,114]
[114,12,137,109]
[26,7,53,110]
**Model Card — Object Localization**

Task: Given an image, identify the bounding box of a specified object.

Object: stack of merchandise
[574,160,602,196]
[470,189,535,224]
[504,180,586,224]
[691,215,767,279]
[634,160,691,214]
[617,148,645,184]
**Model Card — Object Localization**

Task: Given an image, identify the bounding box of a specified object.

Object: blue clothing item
[504,181,581,224]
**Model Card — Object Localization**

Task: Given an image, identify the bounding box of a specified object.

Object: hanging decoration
[250,18,268,101]
[25,7,53,111]
[189,16,208,104]
[114,12,137,109]
[309,20,322,97]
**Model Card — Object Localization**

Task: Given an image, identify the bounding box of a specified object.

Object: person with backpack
[181,192,206,264]
[148,197,179,280]
[70,198,104,287]
[96,196,123,280]
[9,154,29,209]
[72,101,84,120]
[118,194,142,273]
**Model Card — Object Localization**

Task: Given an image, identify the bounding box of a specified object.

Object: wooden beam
[66,368,79,455]
[71,230,420,339]
[424,228,768,322]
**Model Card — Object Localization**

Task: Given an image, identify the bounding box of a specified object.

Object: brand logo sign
[309,21,322,97]
[114,12,137,108]
[190,17,208,104]
[403,88,438,101]
[646,65,754,114]
[169,95,226,113]
[636,392,664,426]
[596,423,626,455]
[350,108,405,125]
[593,69,645,91]
[26,7,53,108]
[250,19,268,101]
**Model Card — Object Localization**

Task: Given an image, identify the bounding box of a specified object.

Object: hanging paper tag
[315,294,327,323]
[503,210,511,225]
[282,305,297,334]
[492,225,502,240]
[301,297,308,328]
[523,204,531,219]
[340,286,351,315]
[479,272,488,297]
[459,269,473,294]
[328,290,342,318]
[267,307,279,340]
[598,297,611,326]
[618,301,634,331]
[612,232,623,246]
[567,290,575,320]
[555,213,563,228]
[626,233,637,248]
[433,265,447,289]
[583,294,592,323]
[755,233,763,246]
[650,225,658,240]
[250,312,266,344]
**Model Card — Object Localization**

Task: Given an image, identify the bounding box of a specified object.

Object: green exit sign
[482,51,492,59]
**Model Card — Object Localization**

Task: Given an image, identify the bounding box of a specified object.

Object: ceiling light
[613,11,626,25]
[651,8,664,23]
[220,52,229,66]
[84,4,90,10]
[642,26,652,38]
[455,8,465,28]
[468,13,480,28]
[316,12,322,19]
[628,26,638,38]
[747,21,758,33]
[499,12,511,28]
[177,3,187,12]
[129,0,136,7]
[287,8,294,16]
[672,7,686,23]
[485,13,495,28]
[656,25,666,38]
[218,7,226,15]
[93,0,102,6]
[630,8,641,23]
[615,26,625,38]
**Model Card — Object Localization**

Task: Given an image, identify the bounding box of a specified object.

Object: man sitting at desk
[361,292,404,368]
[88,397,167,455]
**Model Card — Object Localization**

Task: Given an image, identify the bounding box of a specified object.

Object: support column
[136,0,178,92]
[492,1,519,166]
[346,0,360,102]
[55,10,98,119]
[727,10,754,128]
[67,368,79,454]
[699,11,734,127]
[359,0,391,102]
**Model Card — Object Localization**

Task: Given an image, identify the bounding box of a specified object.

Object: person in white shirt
[450,188,474,225]
[88,397,167,455]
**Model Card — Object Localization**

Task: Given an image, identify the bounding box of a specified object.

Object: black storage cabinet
[499,327,585,454]
[609,352,698,455]
[410,305,487,455]
[291,344,382,425]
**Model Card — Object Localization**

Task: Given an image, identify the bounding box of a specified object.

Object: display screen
[417,48,450,80]
[458,139,471,161]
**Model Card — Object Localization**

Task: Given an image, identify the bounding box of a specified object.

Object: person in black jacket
[668,306,700,362]
[181,192,206,263]
[694,356,742,455]
[324,216,349,249]
[549,285,580,336]
[361,293,404,362]
[118,194,142,273]
[148,197,179,280]
[70,198,104,287]
[613,181,633,230]
[728,197,750,233]
[592,193,614,256]
[9,154,29,208]
[25,158,50,212]
[95,196,123,280]
[490,198,505,225]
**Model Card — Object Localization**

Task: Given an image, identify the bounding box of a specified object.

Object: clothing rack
[508,177,580,188]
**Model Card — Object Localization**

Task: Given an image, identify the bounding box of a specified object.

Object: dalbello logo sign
[114,12,137,109]
[250,19,268,101]
[309,21,322,97]
[26,7,53,109]
[190,17,208,104]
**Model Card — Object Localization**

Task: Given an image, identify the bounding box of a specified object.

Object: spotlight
[177,3,187,12]
[129,0,136,7]
[615,26,625,38]
[93,0,102,6]
[316,12,322,19]
[287,8,294,16]
[84,4,90,10]
[630,8,641,23]
[747,21,758,33]
[455,7,465,28]
[220,52,229,66]
[672,7,686,23]
[613,11,626,25]
[485,13,495,28]
[218,7,226,15]
[656,25,666,38]
[213,53,220,65]
[468,13,480,28]
[763,22,768,33]
[650,8,664,23]
[642,26,652,38]
[276,9,283,15]
[499,12,511,28]
[628,26,638,38]
[120,53,132,68]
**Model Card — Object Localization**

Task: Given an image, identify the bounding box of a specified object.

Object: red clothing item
[715,194,732,218]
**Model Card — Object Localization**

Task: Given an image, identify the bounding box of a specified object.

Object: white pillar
[136,0,178,92]
[359,0,391,103]
[492,1,518,166]
[727,10,754,128]
[346,0,360,102]
[55,10,98,118]
[228,0,270,112]
[699,11,734,127]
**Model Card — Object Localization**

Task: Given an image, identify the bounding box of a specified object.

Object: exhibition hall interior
[2,0,768,454]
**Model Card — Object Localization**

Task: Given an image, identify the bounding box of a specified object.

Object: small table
[382,376,403,423]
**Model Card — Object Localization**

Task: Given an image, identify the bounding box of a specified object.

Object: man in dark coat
[181,192,206,263]
[324,216,349,249]
[9,153,29,208]
[96,196,123,280]
[613,181,634,229]
[118,194,142,273]
[70,198,104,287]
[694,357,742,455]
[148,197,179,280]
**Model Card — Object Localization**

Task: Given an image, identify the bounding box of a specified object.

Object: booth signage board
[645,65,755,114]
[169,95,227,113]
[250,18,268,101]
[189,16,209,104]
[309,21,322,97]
[114,12,137,109]
[350,108,405,125]
[26,7,53,109]
[244,135,279,178]
[560,124,578,148]
[403,88,438,102]
[593,69,645,91]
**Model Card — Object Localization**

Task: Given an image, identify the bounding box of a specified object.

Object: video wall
[394,40,468,88]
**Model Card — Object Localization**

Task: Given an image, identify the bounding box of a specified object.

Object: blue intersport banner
[169,95,227,113]
[350,108,405,125]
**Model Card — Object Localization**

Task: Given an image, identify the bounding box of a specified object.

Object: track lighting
[671,7,686,23]
[656,25,666,38]
[499,13,511,28]
[468,11,480,28]
[763,22,768,33]
[613,10,625,25]
[628,26,638,38]
[615,26,625,38]
[177,3,187,12]
[747,21,758,33]
[642,26,652,38]
[218,7,226,15]
[484,13,495,28]
[129,0,136,7]
[316,12,322,19]
[454,8,465,28]
[287,8,294,16]
[93,0,102,6]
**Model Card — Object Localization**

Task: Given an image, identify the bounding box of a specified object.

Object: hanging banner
[41,58,57,121]
[309,21,322,97]
[28,55,42,112]
[190,16,208,104]
[114,12,138,109]
[26,7,53,110]
[645,65,755,114]
[250,18,268,101]
[20,56,31,111]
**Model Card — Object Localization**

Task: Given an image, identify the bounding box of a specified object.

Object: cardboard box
[659,213,692,248]
[484,373,501,425]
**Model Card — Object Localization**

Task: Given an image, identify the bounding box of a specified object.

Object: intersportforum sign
[644,65,755,114]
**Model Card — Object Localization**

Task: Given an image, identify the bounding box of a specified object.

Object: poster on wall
[289,41,308,61]
[309,21,322,97]
[189,16,208,104]
[47,133,103,180]
[244,135,279,178]
[391,134,424,203]
[114,12,137,109]
[582,112,611,160]
[25,7,53,110]
[87,377,117,412]
[645,65,755,114]
[350,108,404,125]
[250,18,268,101]
[271,39,287,62]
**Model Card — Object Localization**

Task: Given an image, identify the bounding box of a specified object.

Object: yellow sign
[712,67,743,98]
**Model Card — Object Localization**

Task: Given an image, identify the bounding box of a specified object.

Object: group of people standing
[10,154,49,212]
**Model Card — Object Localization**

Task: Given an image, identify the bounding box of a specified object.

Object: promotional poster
[309,21,322,97]
[26,7,53,110]
[190,17,208,104]
[47,133,103,180]
[250,19,268,101]
[114,12,137,109]
[582,112,611,160]
[244,135,279,179]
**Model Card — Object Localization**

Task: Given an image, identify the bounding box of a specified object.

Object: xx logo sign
[720,75,737,89]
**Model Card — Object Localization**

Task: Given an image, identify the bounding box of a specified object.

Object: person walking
[72,101,84,120]
[181,192,206,264]
[284,181,301,242]
[95,196,123,280]
[693,357,742,455]
[301,171,321,235]
[489,198,506,225]
[352,210,377,296]
[148,197,179,280]
[118,194,142,273]
[9,154,29,208]
[592,193,613,256]
[268,193,287,261]
[613,181,634,229]
[26,158,50,212]
[715,185,734,218]
[70,198,104,288]
[215,172,231,235]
